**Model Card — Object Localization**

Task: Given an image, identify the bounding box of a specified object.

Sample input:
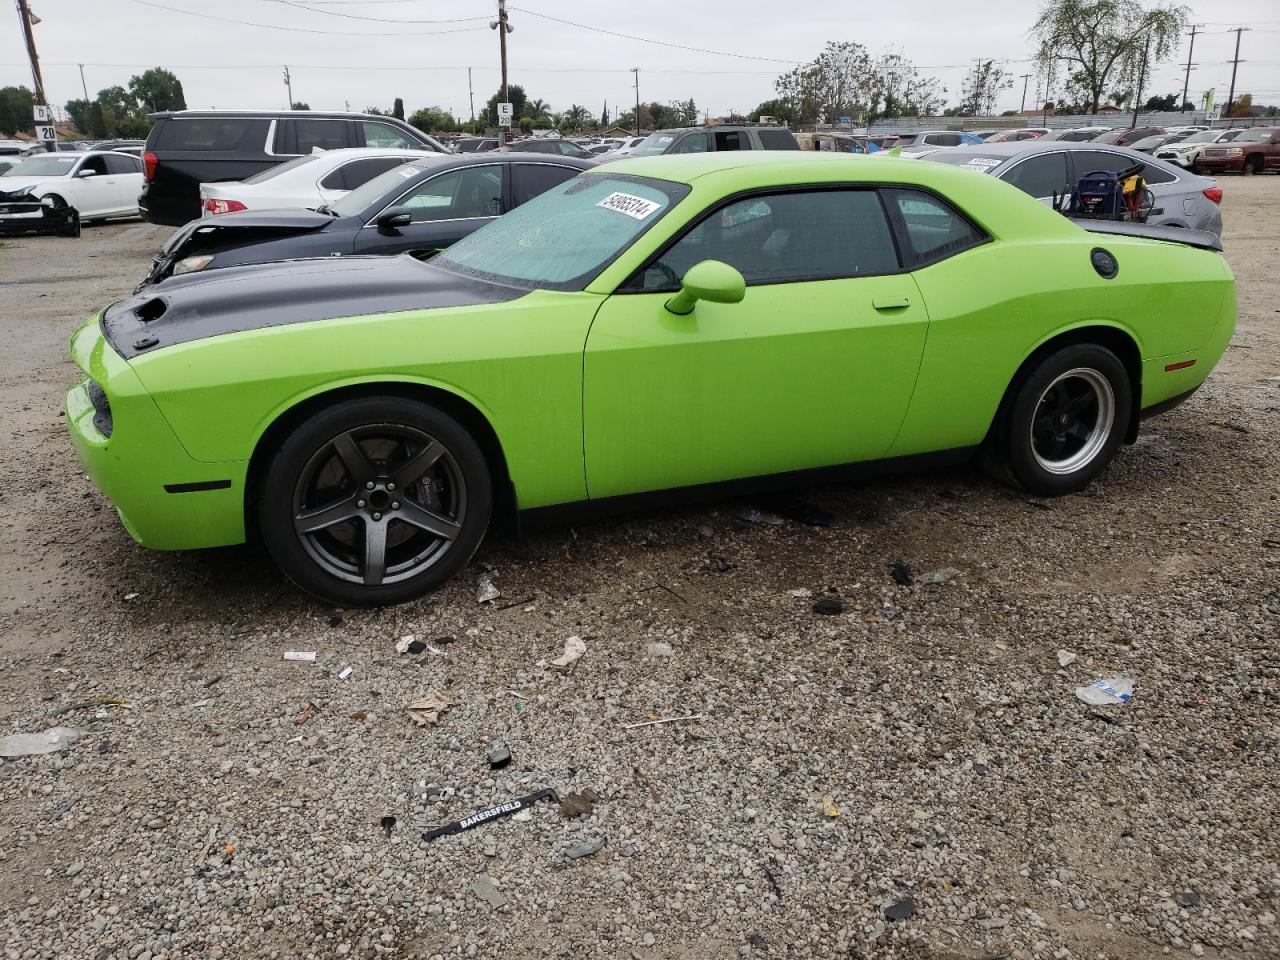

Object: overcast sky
[4,0,1279,123]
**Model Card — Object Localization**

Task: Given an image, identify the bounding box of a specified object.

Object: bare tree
[1031,0,1188,115]
[958,60,1014,116]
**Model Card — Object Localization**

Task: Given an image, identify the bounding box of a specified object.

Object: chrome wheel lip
[292,424,466,587]
[1030,367,1116,476]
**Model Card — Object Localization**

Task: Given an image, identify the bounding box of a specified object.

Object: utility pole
[630,67,640,135]
[1223,27,1244,118]
[492,0,510,106]
[1131,37,1149,129]
[1019,73,1031,114]
[468,66,475,122]
[78,63,89,102]
[1180,24,1200,112]
[15,0,48,115]
[282,65,293,109]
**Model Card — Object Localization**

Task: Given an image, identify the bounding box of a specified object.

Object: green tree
[957,60,1013,116]
[1142,91,1178,110]
[1226,93,1254,118]
[65,98,92,133]
[523,97,550,121]
[408,106,457,132]
[1031,0,1189,115]
[562,103,589,132]
[0,85,36,137]
[482,84,528,126]
[365,106,387,116]
[127,68,185,113]
[393,97,404,120]
[291,101,311,110]
[751,98,794,124]
[869,52,946,121]
[776,41,877,126]
[93,85,150,138]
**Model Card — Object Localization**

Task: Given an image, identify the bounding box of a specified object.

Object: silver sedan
[920,140,1223,235]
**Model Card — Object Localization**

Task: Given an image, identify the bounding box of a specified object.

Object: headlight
[40,195,56,207]
[173,254,214,276]
[1225,147,1243,157]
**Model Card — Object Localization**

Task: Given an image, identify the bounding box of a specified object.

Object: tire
[988,343,1132,496]
[257,396,492,606]
[1242,156,1259,176]
[44,196,81,238]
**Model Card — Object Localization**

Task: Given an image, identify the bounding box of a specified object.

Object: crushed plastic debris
[422,788,558,841]
[405,692,453,727]
[337,666,353,681]
[123,592,141,602]
[476,575,501,604]
[548,635,586,669]
[559,790,599,818]
[472,873,507,908]
[282,651,316,662]
[394,635,416,654]
[294,702,319,725]
[487,741,512,770]
[1075,676,1135,706]
[884,897,917,921]
[916,567,961,585]
[0,727,84,758]
[565,837,607,859]
[1057,650,1078,667]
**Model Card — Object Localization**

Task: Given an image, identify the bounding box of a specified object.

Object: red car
[1197,127,1279,176]
[986,128,1048,142]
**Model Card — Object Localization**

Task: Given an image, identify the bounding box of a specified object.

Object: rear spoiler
[1075,219,1223,252]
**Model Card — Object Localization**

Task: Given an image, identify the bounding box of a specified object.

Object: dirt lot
[0,181,1276,960]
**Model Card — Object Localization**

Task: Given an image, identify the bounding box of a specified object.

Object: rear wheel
[1242,155,1261,176]
[989,344,1132,496]
[257,397,492,606]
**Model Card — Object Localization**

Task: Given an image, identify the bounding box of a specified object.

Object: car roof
[915,139,1158,158]
[149,109,412,121]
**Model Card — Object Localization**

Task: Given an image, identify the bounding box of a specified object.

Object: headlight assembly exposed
[173,254,215,276]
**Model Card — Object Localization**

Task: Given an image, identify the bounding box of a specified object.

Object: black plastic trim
[520,446,979,529]
[1140,385,1200,420]
[164,480,233,494]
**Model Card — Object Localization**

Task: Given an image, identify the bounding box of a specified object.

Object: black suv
[624,124,800,157]
[140,110,446,226]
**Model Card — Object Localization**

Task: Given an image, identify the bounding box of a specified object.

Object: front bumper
[1196,158,1243,173]
[66,318,248,550]
[0,196,78,236]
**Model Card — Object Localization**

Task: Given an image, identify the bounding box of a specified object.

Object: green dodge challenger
[67,152,1235,605]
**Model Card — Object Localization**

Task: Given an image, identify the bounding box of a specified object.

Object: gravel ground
[0,180,1277,960]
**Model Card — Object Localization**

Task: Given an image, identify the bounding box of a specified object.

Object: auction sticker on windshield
[960,157,1002,171]
[596,192,661,220]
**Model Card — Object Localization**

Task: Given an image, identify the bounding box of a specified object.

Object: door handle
[873,296,911,311]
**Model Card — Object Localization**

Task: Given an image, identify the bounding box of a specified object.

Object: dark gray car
[921,140,1223,235]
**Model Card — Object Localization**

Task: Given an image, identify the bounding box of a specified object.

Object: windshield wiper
[311,203,338,217]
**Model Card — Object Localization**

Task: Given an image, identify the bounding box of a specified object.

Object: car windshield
[243,154,320,184]
[921,150,1004,172]
[330,160,435,217]
[2,155,78,177]
[1233,128,1275,142]
[630,132,681,156]
[1181,130,1219,143]
[433,173,689,291]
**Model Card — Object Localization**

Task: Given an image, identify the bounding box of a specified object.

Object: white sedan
[198,147,437,217]
[0,150,144,224]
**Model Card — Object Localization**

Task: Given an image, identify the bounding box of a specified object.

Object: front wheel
[989,344,1132,496]
[257,396,492,606]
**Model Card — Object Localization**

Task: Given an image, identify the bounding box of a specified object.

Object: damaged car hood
[102,255,526,360]
[162,208,334,254]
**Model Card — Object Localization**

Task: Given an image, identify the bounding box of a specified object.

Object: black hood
[102,256,525,360]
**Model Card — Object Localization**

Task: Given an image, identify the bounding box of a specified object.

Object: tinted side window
[714,130,745,151]
[291,119,350,154]
[638,189,898,290]
[398,165,503,222]
[1072,150,1175,184]
[104,153,141,175]
[512,163,578,206]
[326,156,412,190]
[154,117,256,151]
[1001,153,1070,198]
[670,133,708,154]
[758,128,799,150]
[79,155,109,175]
[885,188,985,267]
[361,121,416,149]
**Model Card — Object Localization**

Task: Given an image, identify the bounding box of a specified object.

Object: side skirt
[519,446,980,531]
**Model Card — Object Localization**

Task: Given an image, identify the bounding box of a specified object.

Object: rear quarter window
[153,118,257,151]
[757,128,799,150]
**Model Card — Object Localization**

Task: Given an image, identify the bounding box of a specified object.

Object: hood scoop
[135,297,167,324]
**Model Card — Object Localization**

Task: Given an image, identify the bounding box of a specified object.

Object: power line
[257,0,489,24]
[123,0,491,36]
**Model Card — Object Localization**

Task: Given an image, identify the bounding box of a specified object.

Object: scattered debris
[884,898,917,921]
[565,837,606,859]
[405,692,454,727]
[737,508,783,525]
[487,741,512,770]
[812,597,844,615]
[559,789,599,818]
[379,815,396,838]
[476,575,501,604]
[1057,650,1078,667]
[471,874,508,908]
[422,788,558,841]
[328,615,343,627]
[623,714,702,730]
[820,796,840,818]
[282,651,316,662]
[349,710,368,722]
[548,635,587,669]
[337,666,353,681]
[0,727,84,758]
[294,702,319,725]
[1075,676,1135,706]
[407,640,428,655]
[645,641,674,657]
[755,493,832,527]
[916,567,961,586]
[1175,890,1201,908]
[188,698,213,709]
[890,560,914,585]
[123,592,141,602]
[394,635,416,654]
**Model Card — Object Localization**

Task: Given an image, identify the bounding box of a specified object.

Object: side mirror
[664,259,746,316]
[76,168,97,178]
[375,206,412,232]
